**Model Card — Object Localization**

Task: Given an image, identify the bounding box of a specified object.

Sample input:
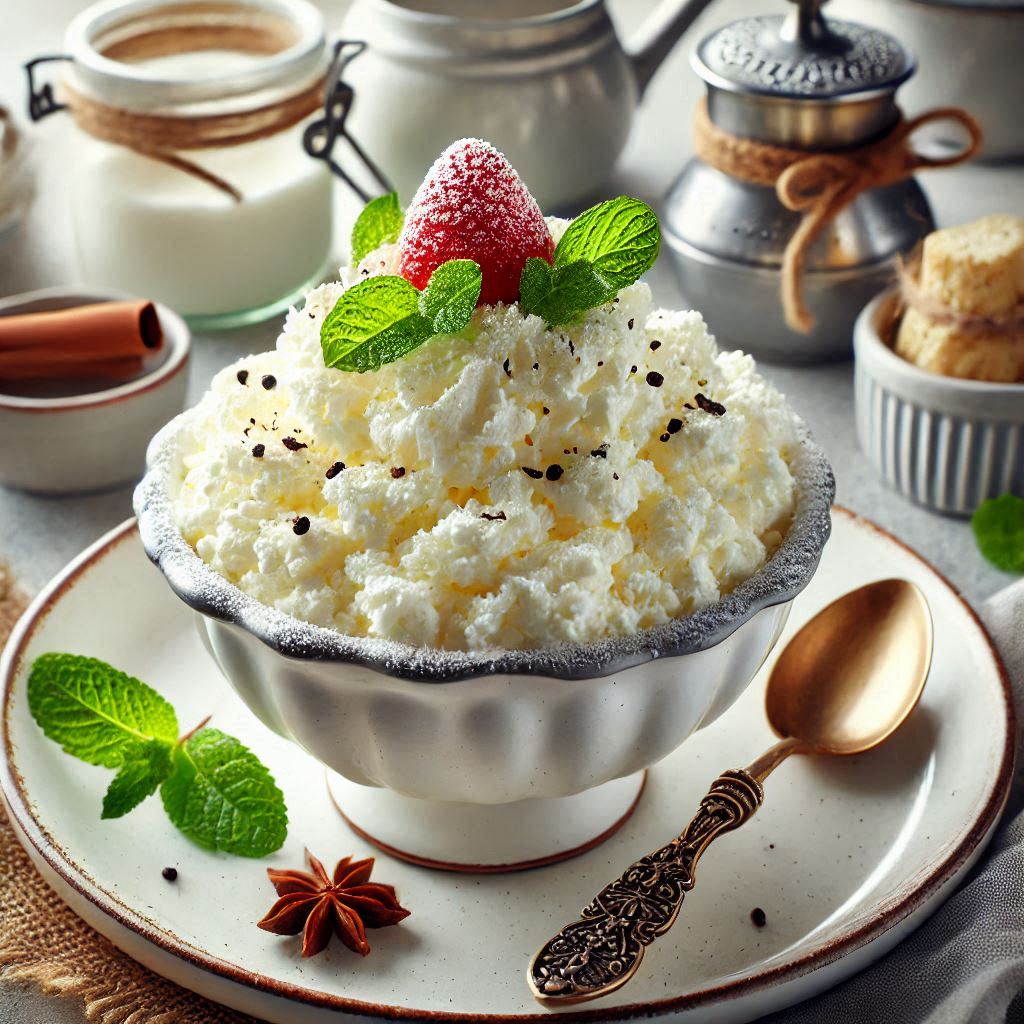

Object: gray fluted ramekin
[134,424,833,803]
[855,288,1024,517]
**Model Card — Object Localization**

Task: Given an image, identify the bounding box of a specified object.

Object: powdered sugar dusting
[398,138,553,305]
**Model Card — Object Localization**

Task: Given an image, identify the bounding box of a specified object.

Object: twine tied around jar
[25,2,331,203]
[692,99,983,334]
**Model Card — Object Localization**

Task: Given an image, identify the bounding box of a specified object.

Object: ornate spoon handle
[527,768,765,1005]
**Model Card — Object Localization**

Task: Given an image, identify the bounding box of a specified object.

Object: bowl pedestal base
[326,769,647,873]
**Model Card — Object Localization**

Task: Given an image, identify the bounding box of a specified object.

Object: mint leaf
[102,740,173,819]
[28,653,178,769]
[351,192,404,264]
[321,276,431,373]
[161,728,287,858]
[420,259,482,335]
[520,257,615,327]
[553,196,660,291]
[972,493,1024,573]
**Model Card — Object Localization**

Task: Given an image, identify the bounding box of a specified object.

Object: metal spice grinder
[662,0,934,363]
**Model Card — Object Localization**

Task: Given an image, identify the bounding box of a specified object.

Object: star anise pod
[257,850,410,957]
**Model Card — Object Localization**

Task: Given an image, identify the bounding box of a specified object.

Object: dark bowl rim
[133,425,834,682]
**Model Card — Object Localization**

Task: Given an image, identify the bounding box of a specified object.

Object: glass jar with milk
[60,0,333,328]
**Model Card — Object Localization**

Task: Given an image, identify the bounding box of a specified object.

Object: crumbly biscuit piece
[895,215,1024,382]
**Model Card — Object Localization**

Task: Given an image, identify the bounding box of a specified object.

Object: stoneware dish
[134,426,833,869]
[854,287,1024,516]
[0,508,1013,1022]
[0,288,191,494]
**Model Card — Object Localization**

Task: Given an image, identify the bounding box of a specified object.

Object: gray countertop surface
[0,0,1021,1021]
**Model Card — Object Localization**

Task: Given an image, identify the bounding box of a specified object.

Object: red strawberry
[398,139,554,307]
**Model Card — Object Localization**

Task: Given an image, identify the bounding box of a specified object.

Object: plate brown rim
[0,507,1016,1023]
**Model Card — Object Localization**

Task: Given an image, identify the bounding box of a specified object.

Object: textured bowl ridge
[134,417,834,683]
[854,289,1024,517]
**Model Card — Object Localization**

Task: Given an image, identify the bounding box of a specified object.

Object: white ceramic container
[854,288,1024,516]
[134,428,833,868]
[338,0,717,210]
[0,288,190,495]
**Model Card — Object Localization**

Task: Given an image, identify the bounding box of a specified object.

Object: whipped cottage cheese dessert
[163,141,802,651]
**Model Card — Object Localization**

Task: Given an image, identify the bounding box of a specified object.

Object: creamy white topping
[166,231,800,651]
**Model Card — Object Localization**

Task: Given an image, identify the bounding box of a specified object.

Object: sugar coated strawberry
[398,139,554,306]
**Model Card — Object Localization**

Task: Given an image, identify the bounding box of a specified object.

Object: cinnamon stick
[0,300,163,386]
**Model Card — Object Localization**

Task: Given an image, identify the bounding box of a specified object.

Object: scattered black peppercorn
[542,407,550,415]
[522,466,544,479]
[532,362,539,370]
[567,338,575,356]
[650,340,661,351]
[590,445,608,458]
[646,371,664,388]
[667,417,683,434]
[545,464,564,481]
[236,370,249,385]
[613,472,619,480]
[660,432,670,442]
[293,516,310,536]
[282,436,307,451]
[627,318,635,330]
[162,867,178,882]
[750,908,767,928]
[391,466,406,479]
[261,374,277,390]
[325,461,346,480]
[480,511,507,521]
[252,443,266,458]
[502,357,512,378]
[695,392,727,416]
[630,365,638,374]
[597,360,604,367]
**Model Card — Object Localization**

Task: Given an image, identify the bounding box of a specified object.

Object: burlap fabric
[0,566,259,1024]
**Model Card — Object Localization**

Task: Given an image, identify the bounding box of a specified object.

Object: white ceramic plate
[0,509,1013,1024]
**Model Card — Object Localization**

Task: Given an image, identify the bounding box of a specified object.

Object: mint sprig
[972,493,1024,573]
[521,196,660,327]
[351,192,404,264]
[28,653,288,857]
[321,259,482,373]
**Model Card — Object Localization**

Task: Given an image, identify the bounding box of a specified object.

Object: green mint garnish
[972,493,1024,573]
[520,196,660,327]
[520,258,616,327]
[160,728,287,859]
[350,192,404,264]
[421,259,483,335]
[29,653,288,857]
[28,653,178,768]
[102,739,173,820]
[321,259,482,373]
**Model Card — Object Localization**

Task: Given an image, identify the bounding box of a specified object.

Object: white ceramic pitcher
[339,0,715,210]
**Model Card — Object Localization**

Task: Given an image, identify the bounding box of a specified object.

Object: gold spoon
[528,578,933,1006]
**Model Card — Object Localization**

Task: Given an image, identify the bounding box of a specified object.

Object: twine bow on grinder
[693,100,983,334]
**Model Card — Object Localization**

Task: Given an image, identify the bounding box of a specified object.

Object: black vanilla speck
[667,417,683,434]
[236,369,249,385]
[162,867,178,882]
[391,466,406,479]
[261,374,276,390]
[646,371,664,388]
[325,461,346,480]
[522,466,543,479]
[545,464,564,481]
[252,443,265,458]
[292,516,310,536]
[282,436,307,451]
[650,339,661,351]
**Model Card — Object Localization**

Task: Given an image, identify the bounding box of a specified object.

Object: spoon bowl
[766,578,933,756]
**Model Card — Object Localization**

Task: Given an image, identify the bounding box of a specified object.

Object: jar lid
[692,0,915,101]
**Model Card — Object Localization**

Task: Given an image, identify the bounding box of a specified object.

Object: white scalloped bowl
[134,424,833,817]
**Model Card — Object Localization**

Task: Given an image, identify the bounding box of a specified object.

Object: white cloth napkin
[767,580,1024,1024]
